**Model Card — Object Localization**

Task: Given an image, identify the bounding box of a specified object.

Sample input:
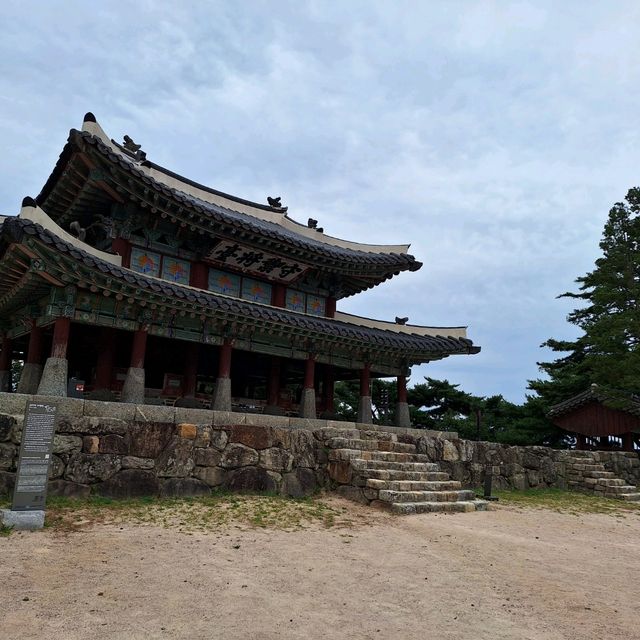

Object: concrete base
[0,370,9,393]
[37,357,68,396]
[1,509,45,530]
[121,367,145,404]
[299,388,316,419]
[17,363,43,395]
[213,377,231,412]
[395,401,411,428]
[357,396,372,424]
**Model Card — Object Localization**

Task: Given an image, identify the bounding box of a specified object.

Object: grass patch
[27,491,348,534]
[494,488,640,515]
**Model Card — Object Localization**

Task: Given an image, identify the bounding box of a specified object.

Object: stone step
[616,492,640,501]
[601,484,639,494]
[595,478,626,486]
[568,464,606,472]
[378,489,476,504]
[583,470,615,479]
[326,438,416,454]
[357,430,397,442]
[566,451,598,458]
[390,500,489,515]
[350,459,441,472]
[366,479,462,492]
[328,449,431,463]
[358,468,450,481]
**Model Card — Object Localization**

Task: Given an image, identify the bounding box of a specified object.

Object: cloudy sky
[1,1,639,402]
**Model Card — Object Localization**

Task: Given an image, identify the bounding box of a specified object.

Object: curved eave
[35,129,421,296]
[1,217,479,365]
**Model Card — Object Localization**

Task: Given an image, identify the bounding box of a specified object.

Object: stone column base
[1,509,45,530]
[0,370,9,393]
[299,388,316,419]
[213,377,231,411]
[357,395,372,424]
[17,363,43,395]
[395,401,411,428]
[121,367,145,404]
[37,357,68,396]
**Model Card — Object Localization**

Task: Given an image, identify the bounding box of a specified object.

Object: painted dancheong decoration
[0,112,479,425]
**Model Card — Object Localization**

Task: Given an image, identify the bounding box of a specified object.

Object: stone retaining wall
[409,435,640,491]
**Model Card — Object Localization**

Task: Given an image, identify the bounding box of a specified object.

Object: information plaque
[12,402,57,511]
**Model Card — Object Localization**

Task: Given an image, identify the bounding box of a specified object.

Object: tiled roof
[3,216,479,358]
[548,385,640,418]
[37,130,422,273]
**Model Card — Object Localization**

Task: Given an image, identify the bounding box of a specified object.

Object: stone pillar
[183,342,200,398]
[213,338,233,411]
[265,356,281,414]
[395,374,411,428]
[94,327,116,390]
[0,333,12,393]
[37,317,70,397]
[17,324,44,394]
[299,354,316,419]
[121,328,147,404]
[357,363,372,424]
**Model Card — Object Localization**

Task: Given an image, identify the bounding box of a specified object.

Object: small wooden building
[548,384,640,451]
[0,113,480,425]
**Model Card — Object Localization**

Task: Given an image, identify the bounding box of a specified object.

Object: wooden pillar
[51,317,71,359]
[622,432,634,452]
[17,324,45,395]
[267,357,281,407]
[326,297,336,318]
[272,284,286,308]
[323,365,335,415]
[299,354,316,419]
[576,433,587,451]
[183,342,200,397]
[190,263,208,290]
[121,328,148,404]
[130,329,148,369]
[395,373,410,427]
[357,362,372,424]
[213,338,233,411]
[0,333,12,393]
[94,327,116,390]
[37,318,71,397]
[112,238,131,267]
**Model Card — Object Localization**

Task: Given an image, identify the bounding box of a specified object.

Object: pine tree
[530,187,640,405]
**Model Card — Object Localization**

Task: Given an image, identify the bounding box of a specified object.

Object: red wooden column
[266,357,282,412]
[190,263,208,290]
[112,238,131,267]
[94,328,116,390]
[326,297,336,318]
[576,434,587,451]
[272,284,286,308]
[0,333,12,393]
[395,373,411,427]
[299,353,316,418]
[183,342,200,398]
[121,328,148,404]
[213,338,233,411]
[17,324,44,394]
[622,432,634,452]
[322,365,335,416]
[51,317,71,359]
[357,362,372,424]
[37,318,71,397]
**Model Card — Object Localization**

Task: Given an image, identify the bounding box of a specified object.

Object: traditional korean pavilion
[0,113,479,426]
[549,384,640,451]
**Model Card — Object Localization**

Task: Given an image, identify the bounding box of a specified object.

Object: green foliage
[530,187,640,408]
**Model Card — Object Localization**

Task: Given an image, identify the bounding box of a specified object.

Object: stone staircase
[565,451,640,500]
[326,429,488,514]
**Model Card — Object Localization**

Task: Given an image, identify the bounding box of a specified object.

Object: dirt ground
[1,497,639,640]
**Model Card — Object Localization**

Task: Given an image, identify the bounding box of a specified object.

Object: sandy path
[1,500,639,640]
